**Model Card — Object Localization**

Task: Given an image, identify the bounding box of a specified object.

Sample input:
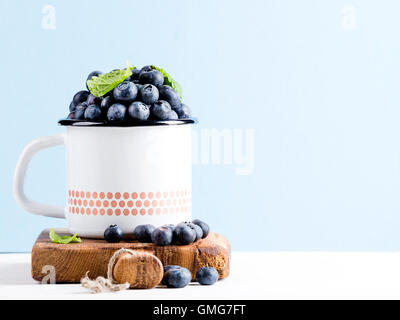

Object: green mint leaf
[87,64,134,97]
[152,65,183,101]
[49,229,82,244]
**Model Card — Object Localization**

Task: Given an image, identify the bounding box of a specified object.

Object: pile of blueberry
[66,66,191,122]
[103,219,209,246]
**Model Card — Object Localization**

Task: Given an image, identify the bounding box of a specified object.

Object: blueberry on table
[104,225,124,243]
[86,71,102,89]
[173,222,196,245]
[74,102,88,120]
[173,103,191,119]
[84,104,102,121]
[196,267,218,285]
[162,265,182,285]
[163,267,192,288]
[151,100,172,120]
[158,85,180,107]
[69,101,76,113]
[128,101,150,121]
[133,224,155,243]
[139,69,164,87]
[151,226,173,246]
[140,84,159,105]
[107,103,126,121]
[192,219,209,239]
[73,90,90,106]
[113,81,138,103]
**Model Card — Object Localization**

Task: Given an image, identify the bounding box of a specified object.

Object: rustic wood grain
[31,229,231,283]
[112,252,163,289]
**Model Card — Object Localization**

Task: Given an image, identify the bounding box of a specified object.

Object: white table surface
[1,252,400,300]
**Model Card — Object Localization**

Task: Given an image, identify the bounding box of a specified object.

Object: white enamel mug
[13,120,194,238]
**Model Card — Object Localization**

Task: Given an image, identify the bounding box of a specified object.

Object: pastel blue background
[1,0,400,252]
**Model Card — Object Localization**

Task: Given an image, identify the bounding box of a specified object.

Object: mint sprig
[49,229,82,244]
[152,65,183,101]
[87,63,134,97]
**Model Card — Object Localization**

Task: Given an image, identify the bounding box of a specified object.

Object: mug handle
[13,133,66,219]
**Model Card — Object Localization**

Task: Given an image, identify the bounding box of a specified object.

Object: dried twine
[81,248,139,293]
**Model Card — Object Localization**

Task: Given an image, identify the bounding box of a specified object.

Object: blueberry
[140,84,159,105]
[195,267,218,285]
[140,65,153,73]
[188,223,203,241]
[192,219,210,238]
[151,100,172,120]
[113,81,138,103]
[128,101,150,120]
[162,224,175,232]
[86,71,102,89]
[107,103,126,121]
[173,103,191,119]
[104,224,124,243]
[131,68,141,80]
[133,224,155,243]
[139,69,164,87]
[162,265,182,285]
[73,90,90,106]
[173,222,196,245]
[158,85,180,107]
[84,104,102,121]
[167,110,178,120]
[151,226,173,246]
[100,96,113,113]
[164,267,192,288]
[69,101,76,112]
[74,102,88,120]
[67,112,75,120]
[86,94,100,106]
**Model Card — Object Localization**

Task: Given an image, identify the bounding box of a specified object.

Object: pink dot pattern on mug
[67,189,191,216]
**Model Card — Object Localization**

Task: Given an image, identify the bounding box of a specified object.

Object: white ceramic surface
[13,124,192,238]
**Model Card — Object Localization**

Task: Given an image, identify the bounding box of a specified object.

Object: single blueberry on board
[113,81,138,103]
[73,90,90,106]
[195,267,218,285]
[158,85,180,107]
[107,103,126,121]
[128,101,150,120]
[74,102,88,120]
[133,224,155,243]
[139,69,164,87]
[151,227,173,246]
[84,104,102,121]
[164,267,192,288]
[140,84,159,105]
[151,100,172,120]
[173,222,196,245]
[104,225,124,243]
[192,219,210,239]
[188,223,203,241]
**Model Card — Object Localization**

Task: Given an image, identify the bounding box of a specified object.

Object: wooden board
[31,229,231,283]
